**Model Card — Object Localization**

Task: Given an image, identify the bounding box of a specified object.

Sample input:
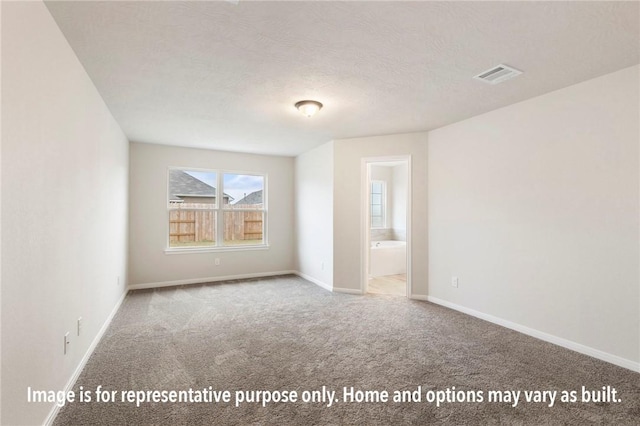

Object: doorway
[361,156,411,297]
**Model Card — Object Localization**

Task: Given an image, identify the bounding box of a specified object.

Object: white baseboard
[333,287,364,295]
[409,294,428,301]
[294,271,332,292]
[44,290,128,426]
[426,296,640,373]
[128,270,297,291]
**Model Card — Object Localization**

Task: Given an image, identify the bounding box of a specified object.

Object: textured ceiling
[45,1,639,156]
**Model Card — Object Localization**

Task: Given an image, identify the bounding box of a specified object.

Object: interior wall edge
[295,272,333,292]
[44,290,128,426]
[427,296,640,373]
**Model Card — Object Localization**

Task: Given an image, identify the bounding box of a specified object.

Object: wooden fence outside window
[169,203,263,245]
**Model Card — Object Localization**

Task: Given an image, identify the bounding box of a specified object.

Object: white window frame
[370,180,386,229]
[165,167,268,254]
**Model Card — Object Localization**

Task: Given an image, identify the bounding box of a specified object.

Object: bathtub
[370,240,406,277]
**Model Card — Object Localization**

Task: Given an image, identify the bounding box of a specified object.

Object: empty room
[1,1,639,425]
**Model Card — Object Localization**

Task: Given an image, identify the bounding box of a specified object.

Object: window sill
[164,244,270,255]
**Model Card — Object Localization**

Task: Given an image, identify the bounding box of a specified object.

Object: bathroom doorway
[361,156,411,297]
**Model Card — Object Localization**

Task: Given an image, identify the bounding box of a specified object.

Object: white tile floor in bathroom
[367,274,406,296]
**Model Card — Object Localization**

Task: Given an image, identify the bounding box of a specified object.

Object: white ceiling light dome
[295,100,323,117]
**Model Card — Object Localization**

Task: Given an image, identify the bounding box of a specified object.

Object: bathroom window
[370,180,386,228]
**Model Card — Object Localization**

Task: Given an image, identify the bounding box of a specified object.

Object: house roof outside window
[169,169,233,203]
[234,190,263,205]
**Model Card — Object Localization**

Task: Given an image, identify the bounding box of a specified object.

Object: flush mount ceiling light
[295,100,323,117]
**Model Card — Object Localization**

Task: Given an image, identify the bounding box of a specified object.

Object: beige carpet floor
[54,275,639,425]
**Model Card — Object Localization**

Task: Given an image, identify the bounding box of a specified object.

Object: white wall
[333,133,428,296]
[392,163,408,240]
[294,141,334,289]
[128,143,295,286]
[428,65,639,368]
[1,2,129,424]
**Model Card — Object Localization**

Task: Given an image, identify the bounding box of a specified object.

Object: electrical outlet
[64,332,70,355]
[321,262,324,270]
[77,317,82,336]
[451,276,459,288]
[215,258,220,266]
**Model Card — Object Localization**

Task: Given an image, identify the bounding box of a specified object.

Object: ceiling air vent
[473,64,522,85]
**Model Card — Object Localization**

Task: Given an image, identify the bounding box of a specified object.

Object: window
[222,173,265,246]
[168,168,266,250]
[370,180,386,228]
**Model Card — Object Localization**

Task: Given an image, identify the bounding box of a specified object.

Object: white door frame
[361,155,412,297]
